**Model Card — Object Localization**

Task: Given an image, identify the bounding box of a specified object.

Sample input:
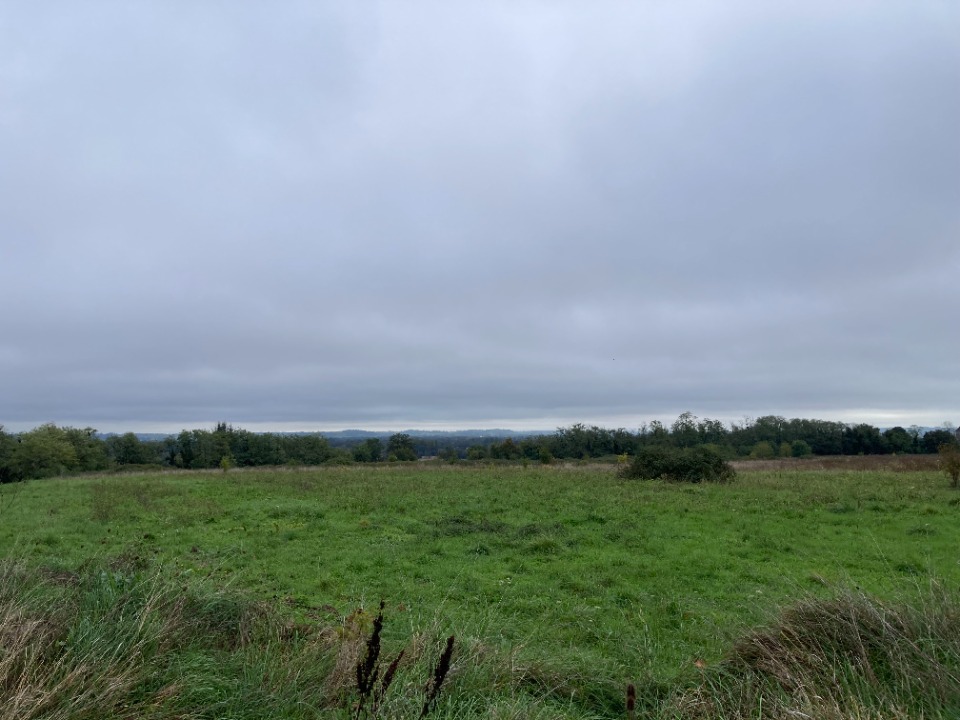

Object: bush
[940,444,960,489]
[619,446,735,484]
[791,440,812,458]
[748,441,775,459]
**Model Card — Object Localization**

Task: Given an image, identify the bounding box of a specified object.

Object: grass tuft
[660,584,960,719]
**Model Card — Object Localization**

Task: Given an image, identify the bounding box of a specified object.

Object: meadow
[1,461,958,718]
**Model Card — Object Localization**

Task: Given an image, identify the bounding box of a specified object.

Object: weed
[354,600,385,718]
[345,600,458,719]
[421,634,455,717]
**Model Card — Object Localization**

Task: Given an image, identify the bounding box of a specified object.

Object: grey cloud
[1,2,958,431]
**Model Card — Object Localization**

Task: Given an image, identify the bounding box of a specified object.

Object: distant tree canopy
[922,429,958,455]
[0,424,108,482]
[352,438,383,463]
[387,433,417,462]
[0,414,957,483]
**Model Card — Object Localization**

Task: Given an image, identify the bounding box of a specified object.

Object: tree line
[481,413,959,463]
[0,413,957,482]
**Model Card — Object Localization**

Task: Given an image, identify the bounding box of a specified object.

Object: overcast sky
[1,2,958,433]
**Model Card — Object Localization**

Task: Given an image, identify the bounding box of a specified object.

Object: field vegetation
[2,414,957,482]
[1,461,959,718]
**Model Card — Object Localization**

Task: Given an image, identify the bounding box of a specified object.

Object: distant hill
[322,428,544,440]
[95,425,955,444]
[95,428,545,443]
[97,432,173,442]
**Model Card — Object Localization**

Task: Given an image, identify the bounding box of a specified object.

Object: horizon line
[3,409,957,435]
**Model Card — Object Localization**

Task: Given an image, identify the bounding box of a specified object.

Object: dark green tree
[671,412,700,448]
[791,440,813,458]
[922,429,958,454]
[353,438,384,463]
[387,433,417,462]
[490,438,521,460]
[0,426,18,482]
[284,434,331,465]
[105,432,152,465]
[647,421,669,446]
[882,426,915,454]
[465,445,487,461]
[842,424,885,455]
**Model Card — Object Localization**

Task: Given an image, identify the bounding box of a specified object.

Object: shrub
[748,441,775,459]
[791,440,812,458]
[940,444,960,489]
[619,446,735,484]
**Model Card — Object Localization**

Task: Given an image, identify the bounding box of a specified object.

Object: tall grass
[3,557,960,718]
[659,583,960,719]
[0,558,464,719]
[0,559,182,719]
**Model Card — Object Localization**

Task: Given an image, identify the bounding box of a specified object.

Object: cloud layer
[2,2,958,431]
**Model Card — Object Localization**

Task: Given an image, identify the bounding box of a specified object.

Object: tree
[105,432,151,465]
[60,427,109,471]
[353,438,384,463]
[490,438,521,460]
[697,417,728,445]
[0,426,18,483]
[286,434,331,465]
[387,433,417,462]
[922,429,958,454]
[753,416,787,445]
[647,421,669,446]
[671,412,700,448]
[842,423,884,455]
[552,424,591,458]
[466,445,487,461]
[12,425,78,479]
[882,426,915,454]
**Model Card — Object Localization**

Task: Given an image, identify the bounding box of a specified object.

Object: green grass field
[1,462,958,718]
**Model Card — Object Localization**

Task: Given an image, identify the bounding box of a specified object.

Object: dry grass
[659,584,960,720]
[0,561,183,720]
[0,559,464,719]
[732,455,940,473]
